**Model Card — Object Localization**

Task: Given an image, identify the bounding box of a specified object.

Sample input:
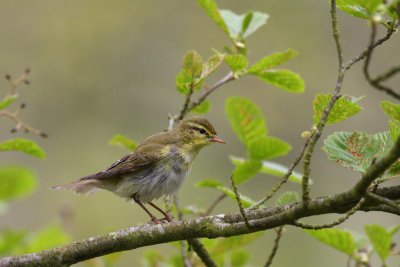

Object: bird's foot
[161,213,174,222]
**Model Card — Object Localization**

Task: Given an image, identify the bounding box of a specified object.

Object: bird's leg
[132,196,160,224]
[149,202,174,222]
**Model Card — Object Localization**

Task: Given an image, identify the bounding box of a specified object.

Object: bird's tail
[50,179,100,195]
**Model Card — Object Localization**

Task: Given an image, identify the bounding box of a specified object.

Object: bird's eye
[198,128,207,135]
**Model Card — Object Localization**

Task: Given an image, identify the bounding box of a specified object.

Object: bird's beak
[210,135,226,144]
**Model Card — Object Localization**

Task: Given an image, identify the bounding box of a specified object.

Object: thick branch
[2,182,400,267]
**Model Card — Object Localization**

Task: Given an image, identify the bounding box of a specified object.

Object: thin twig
[251,137,312,209]
[187,239,217,267]
[173,196,192,267]
[204,193,226,216]
[173,71,234,125]
[344,21,400,70]
[230,174,251,228]
[293,197,366,229]
[366,192,400,212]
[188,71,234,112]
[363,21,400,100]
[264,226,284,267]
[301,0,346,203]
[374,66,400,83]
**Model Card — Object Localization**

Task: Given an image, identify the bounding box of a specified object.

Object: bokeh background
[1,0,399,266]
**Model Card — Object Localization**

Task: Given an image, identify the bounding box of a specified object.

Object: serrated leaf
[0,138,46,158]
[224,54,248,72]
[195,178,224,188]
[183,50,203,77]
[306,228,356,256]
[249,136,292,160]
[313,94,362,125]
[232,160,262,184]
[249,49,298,73]
[381,101,400,122]
[0,166,37,202]
[0,94,18,110]
[388,120,400,141]
[276,191,299,206]
[25,225,70,253]
[215,185,256,207]
[230,249,250,267]
[191,100,211,114]
[256,69,305,93]
[225,97,268,146]
[198,0,229,35]
[365,224,391,261]
[201,53,224,80]
[230,156,303,183]
[109,134,137,151]
[323,131,400,178]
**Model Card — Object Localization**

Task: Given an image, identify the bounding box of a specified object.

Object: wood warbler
[51,116,225,223]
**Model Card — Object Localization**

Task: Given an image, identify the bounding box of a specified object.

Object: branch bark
[2,184,400,266]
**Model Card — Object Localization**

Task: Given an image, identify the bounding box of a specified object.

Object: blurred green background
[1,0,399,266]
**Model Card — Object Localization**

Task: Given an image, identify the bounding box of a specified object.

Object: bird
[51,116,225,223]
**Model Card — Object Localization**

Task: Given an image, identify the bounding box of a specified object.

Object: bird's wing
[80,143,167,180]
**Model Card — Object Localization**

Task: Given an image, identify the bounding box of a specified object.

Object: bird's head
[175,116,225,150]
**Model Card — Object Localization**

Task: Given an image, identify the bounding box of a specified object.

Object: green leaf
[276,191,299,206]
[381,101,400,122]
[249,49,298,73]
[215,186,256,207]
[249,136,292,160]
[0,138,46,159]
[220,10,244,40]
[225,97,268,146]
[337,0,370,19]
[200,53,224,80]
[0,230,28,255]
[0,94,18,110]
[224,54,248,72]
[306,228,356,256]
[195,178,224,188]
[183,50,203,77]
[241,11,269,38]
[176,69,193,95]
[230,156,303,183]
[365,224,391,262]
[232,160,262,184]
[109,134,137,151]
[388,120,400,141]
[230,249,250,267]
[255,69,305,93]
[191,100,211,114]
[197,0,229,35]
[0,166,37,201]
[313,94,363,125]
[337,0,384,19]
[323,131,400,178]
[388,224,400,236]
[219,10,268,40]
[207,232,263,255]
[26,225,70,253]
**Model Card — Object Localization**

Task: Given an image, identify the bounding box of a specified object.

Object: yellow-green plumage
[51,116,224,223]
